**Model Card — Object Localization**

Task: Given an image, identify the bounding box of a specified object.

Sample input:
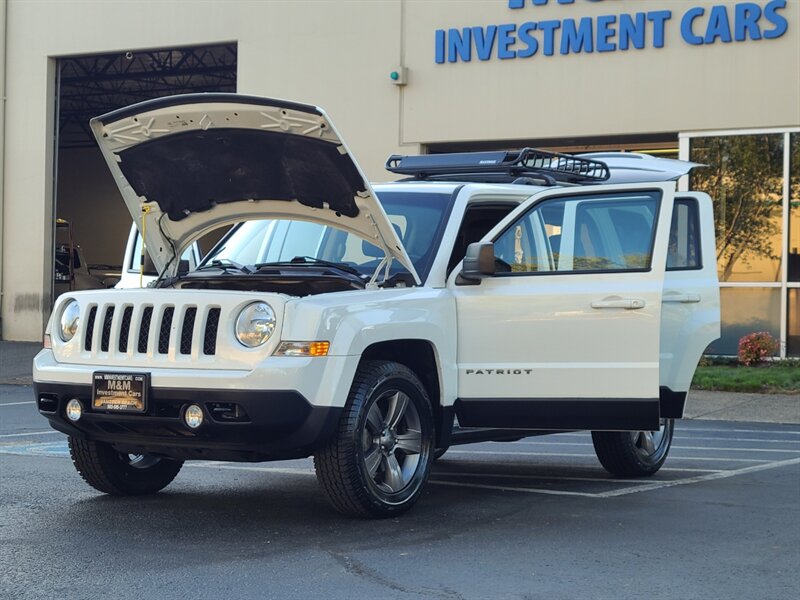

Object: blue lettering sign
[647,11,672,48]
[473,25,498,60]
[619,13,646,50]
[538,20,562,56]
[435,1,790,64]
[517,22,539,57]
[561,17,594,54]
[763,0,789,39]
[705,5,734,43]
[596,15,617,52]
[498,24,518,59]
[734,3,763,41]
[681,7,705,45]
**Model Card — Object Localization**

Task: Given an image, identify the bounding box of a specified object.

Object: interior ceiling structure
[58,43,237,149]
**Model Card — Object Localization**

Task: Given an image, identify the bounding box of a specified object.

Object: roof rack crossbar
[385,148,611,184]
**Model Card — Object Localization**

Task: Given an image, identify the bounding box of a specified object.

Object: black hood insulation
[117,128,364,221]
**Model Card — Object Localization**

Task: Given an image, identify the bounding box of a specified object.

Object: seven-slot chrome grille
[82,303,222,358]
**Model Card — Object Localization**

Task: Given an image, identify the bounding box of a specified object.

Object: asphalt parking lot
[2,383,799,600]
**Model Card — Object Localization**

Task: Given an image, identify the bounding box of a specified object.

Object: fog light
[184,404,204,429]
[66,399,82,422]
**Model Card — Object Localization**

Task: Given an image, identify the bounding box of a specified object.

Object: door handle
[662,293,701,304]
[591,297,646,310]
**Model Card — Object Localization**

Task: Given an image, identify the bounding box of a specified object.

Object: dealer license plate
[92,372,148,413]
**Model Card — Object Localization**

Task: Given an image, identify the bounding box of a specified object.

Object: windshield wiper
[252,257,366,278]
[195,259,253,274]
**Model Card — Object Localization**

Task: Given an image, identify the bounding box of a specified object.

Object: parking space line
[671,446,800,453]
[513,437,800,445]
[429,480,600,498]
[445,449,772,463]
[431,471,683,484]
[0,401,36,407]
[675,427,800,435]
[596,457,800,498]
[0,430,60,438]
[430,457,800,498]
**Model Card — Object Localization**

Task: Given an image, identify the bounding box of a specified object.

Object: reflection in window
[690,134,784,283]
[706,288,781,355]
[789,290,800,357]
[790,133,800,282]
[667,199,701,270]
[493,192,658,274]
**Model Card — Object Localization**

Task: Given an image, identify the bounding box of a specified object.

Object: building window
[682,128,800,358]
[689,134,784,283]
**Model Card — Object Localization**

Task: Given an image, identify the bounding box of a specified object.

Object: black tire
[68,437,183,495]
[314,360,434,518]
[591,419,675,477]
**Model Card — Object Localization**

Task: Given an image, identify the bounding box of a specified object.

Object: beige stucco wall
[2,0,799,340]
[404,0,800,143]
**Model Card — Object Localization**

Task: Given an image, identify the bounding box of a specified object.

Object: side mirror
[177,259,191,274]
[459,242,496,284]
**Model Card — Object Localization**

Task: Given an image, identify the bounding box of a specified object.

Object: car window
[493,191,661,274]
[667,198,701,270]
[201,191,455,281]
[129,232,194,272]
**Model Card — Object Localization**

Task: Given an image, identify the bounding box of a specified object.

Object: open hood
[91,93,419,282]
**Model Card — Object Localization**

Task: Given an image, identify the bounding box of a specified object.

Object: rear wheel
[68,437,183,495]
[314,360,434,518]
[591,419,674,477]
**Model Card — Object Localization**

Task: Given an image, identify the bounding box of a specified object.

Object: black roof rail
[385,148,611,184]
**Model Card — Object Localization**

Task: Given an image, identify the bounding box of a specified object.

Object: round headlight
[59,300,81,342]
[235,302,276,348]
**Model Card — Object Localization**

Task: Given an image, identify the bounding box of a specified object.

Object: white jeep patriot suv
[34,94,720,517]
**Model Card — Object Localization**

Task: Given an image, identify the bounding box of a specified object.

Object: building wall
[1,0,799,341]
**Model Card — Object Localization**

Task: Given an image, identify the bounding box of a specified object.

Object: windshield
[201,190,455,282]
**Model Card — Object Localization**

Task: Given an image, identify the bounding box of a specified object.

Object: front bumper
[34,382,342,462]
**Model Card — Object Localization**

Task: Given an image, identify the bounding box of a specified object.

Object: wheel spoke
[364,447,382,478]
[385,392,409,430]
[382,454,405,492]
[395,429,422,454]
[366,403,384,434]
[639,431,656,455]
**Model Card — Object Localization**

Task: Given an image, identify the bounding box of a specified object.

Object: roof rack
[385,148,611,184]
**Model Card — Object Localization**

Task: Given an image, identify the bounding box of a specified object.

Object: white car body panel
[452,182,675,404]
[660,192,721,393]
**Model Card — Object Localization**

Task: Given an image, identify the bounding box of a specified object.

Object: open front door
[450,183,676,431]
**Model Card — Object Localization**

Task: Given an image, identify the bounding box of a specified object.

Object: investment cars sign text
[434,0,790,63]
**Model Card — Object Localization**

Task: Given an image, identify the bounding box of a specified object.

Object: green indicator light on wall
[390,71,399,81]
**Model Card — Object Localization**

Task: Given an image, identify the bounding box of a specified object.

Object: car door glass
[493,191,661,274]
[667,199,701,270]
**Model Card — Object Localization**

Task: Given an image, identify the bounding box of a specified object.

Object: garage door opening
[52,43,237,300]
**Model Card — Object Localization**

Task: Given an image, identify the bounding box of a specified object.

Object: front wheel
[68,437,183,495]
[314,360,434,518]
[591,419,674,477]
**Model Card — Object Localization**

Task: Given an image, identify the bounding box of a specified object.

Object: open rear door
[451,183,675,431]
[660,192,721,417]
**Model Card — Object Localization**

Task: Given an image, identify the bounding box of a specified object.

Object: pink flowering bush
[737,332,779,366]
